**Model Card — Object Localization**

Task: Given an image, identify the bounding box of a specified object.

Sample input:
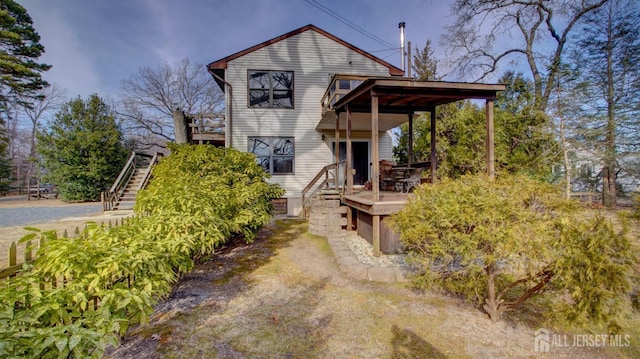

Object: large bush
[136,143,284,244]
[0,144,283,358]
[391,174,634,325]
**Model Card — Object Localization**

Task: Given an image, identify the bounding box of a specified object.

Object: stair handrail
[109,151,136,194]
[301,163,338,217]
[137,152,162,191]
[102,152,137,211]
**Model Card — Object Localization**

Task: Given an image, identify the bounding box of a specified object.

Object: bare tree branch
[118,58,224,151]
[443,0,610,111]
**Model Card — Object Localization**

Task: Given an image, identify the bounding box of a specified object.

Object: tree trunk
[560,116,571,199]
[172,109,189,144]
[602,8,617,208]
[483,266,502,322]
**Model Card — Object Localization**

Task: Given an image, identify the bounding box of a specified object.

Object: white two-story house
[207,24,404,216]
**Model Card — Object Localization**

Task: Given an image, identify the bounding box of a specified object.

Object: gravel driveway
[0,196,102,227]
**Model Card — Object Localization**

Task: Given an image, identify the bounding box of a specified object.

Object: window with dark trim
[248,137,294,174]
[248,70,294,108]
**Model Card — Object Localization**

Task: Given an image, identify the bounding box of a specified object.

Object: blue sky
[20,0,454,100]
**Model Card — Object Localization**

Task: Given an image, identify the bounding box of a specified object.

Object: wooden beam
[373,215,381,257]
[371,95,380,202]
[334,112,340,190]
[408,113,413,167]
[346,105,353,195]
[430,107,437,183]
[486,99,495,179]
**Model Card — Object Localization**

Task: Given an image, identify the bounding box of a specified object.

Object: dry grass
[108,218,640,358]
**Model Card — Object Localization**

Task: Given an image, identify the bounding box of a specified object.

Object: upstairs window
[248,70,294,108]
[248,137,294,174]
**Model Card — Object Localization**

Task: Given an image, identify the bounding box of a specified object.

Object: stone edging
[326,233,409,283]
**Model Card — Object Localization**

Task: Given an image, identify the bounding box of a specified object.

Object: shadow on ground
[390,324,448,359]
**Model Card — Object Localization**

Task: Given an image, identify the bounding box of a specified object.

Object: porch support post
[486,99,495,179]
[430,107,437,183]
[371,94,381,257]
[408,113,413,167]
[346,105,353,195]
[373,215,381,257]
[334,112,340,189]
[371,95,379,202]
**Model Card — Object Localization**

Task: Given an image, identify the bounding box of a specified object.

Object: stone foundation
[307,199,348,236]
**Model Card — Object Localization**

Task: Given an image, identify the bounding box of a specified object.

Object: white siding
[225,30,394,198]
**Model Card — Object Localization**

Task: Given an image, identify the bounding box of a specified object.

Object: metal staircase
[101,152,160,211]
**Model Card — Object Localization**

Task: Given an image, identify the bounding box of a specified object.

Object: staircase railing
[137,152,161,191]
[101,152,155,211]
[301,163,338,218]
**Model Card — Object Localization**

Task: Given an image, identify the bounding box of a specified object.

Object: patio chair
[397,168,424,193]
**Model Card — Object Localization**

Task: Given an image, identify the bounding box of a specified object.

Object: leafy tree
[37,94,129,201]
[443,0,609,112]
[494,71,558,176]
[394,72,558,179]
[0,0,50,109]
[119,58,224,151]
[394,101,486,178]
[392,174,634,325]
[568,0,640,206]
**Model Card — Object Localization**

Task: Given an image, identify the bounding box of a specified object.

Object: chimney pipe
[399,22,406,75]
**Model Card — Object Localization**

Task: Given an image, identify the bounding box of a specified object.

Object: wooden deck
[342,190,410,216]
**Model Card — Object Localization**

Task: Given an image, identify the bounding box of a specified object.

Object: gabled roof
[207,24,404,76]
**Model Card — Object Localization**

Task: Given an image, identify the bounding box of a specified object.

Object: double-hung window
[248,137,294,174]
[248,70,294,108]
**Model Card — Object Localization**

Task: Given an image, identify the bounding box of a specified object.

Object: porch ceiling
[316,112,407,132]
[318,78,506,132]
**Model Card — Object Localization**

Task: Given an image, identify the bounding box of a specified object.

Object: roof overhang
[333,78,506,114]
[317,78,505,132]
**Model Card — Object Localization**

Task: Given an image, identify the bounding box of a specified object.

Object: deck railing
[320,74,368,116]
[187,113,225,144]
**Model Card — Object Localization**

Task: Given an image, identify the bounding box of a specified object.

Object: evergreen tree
[0,0,50,192]
[37,95,129,201]
[0,0,51,109]
[411,40,440,81]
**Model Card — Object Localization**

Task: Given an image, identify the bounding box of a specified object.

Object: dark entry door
[333,141,369,185]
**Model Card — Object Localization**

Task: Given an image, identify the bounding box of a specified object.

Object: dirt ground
[105,220,639,359]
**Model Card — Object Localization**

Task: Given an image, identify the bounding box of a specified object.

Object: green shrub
[391,174,635,325]
[0,144,284,358]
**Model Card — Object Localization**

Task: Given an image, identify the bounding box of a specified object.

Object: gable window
[248,137,294,174]
[248,70,294,108]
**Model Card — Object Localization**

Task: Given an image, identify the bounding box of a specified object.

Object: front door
[333,141,369,186]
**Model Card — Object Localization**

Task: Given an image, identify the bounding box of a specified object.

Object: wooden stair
[113,167,148,210]
[102,152,160,211]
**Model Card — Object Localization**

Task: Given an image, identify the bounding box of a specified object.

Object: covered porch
[317,75,506,256]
